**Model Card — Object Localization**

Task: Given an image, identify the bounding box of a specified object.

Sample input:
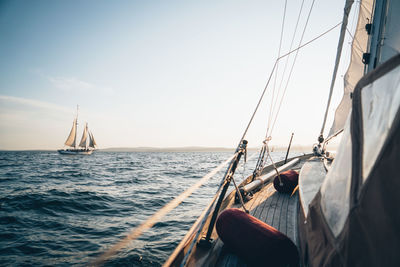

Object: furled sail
[327,0,373,138]
[79,123,89,148]
[64,118,77,147]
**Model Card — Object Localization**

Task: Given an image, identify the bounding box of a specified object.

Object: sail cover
[79,123,88,148]
[299,54,400,267]
[327,0,373,138]
[64,119,77,147]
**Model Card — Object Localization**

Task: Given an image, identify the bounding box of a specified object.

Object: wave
[0,151,286,266]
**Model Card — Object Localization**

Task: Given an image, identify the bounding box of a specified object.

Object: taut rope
[90,154,236,266]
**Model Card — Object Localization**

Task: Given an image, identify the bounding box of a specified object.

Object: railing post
[284,133,294,164]
[198,140,248,247]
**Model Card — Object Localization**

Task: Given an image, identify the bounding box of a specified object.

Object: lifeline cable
[276,0,306,103]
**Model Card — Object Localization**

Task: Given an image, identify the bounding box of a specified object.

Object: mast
[320,0,374,143]
[64,105,79,148]
[75,105,79,149]
[318,0,355,144]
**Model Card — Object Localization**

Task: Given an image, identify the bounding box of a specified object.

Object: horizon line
[0,144,314,153]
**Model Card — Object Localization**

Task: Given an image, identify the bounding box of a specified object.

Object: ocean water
[0,151,287,266]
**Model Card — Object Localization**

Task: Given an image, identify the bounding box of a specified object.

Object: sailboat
[58,108,97,155]
[91,0,400,265]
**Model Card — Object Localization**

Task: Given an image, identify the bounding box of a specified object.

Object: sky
[0,0,359,150]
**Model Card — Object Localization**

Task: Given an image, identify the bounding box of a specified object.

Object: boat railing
[240,157,300,196]
[90,143,246,266]
[168,140,248,266]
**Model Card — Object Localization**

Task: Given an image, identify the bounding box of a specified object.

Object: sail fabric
[299,54,400,267]
[79,123,88,148]
[64,119,77,147]
[88,133,93,148]
[321,114,352,237]
[327,0,373,138]
[361,61,400,182]
[89,132,97,148]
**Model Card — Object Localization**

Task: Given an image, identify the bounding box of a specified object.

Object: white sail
[89,132,97,148]
[64,118,77,147]
[79,123,89,148]
[327,0,373,138]
[59,106,97,154]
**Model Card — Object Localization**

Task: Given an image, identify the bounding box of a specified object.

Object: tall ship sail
[58,107,97,155]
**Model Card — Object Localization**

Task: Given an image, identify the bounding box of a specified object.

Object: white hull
[57,149,94,155]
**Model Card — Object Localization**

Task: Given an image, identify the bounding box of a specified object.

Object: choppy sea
[0,151,288,266]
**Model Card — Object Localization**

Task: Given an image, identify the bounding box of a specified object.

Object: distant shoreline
[0,145,313,153]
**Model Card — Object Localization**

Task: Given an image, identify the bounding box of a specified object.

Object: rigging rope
[168,153,261,267]
[179,146,247,267]
[237,61,278,149]
[90,154,236,267]
[269,0,288,135]
[231,175,248,213]
[269,0,317,136]
[178,179,229,267]
[233,145,249,213]
[343,0,360,62]
[265,142,283,185]
[346,28,363,53]
[177,150,258,267]
[239,21,342,182]
[162,181,223,267]
[254,0,317,179]
[277,0,306,100]
[277,22,342,61]
[252,145,267,179]
[269,0,305,135]
[238,21,342,149]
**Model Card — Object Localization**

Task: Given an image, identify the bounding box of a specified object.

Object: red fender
[273,170,299,194]
[216,208,299,267]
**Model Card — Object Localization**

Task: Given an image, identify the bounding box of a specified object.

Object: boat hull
[57,149,94,155]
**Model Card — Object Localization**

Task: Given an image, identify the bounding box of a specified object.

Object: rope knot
[263,136,272,144]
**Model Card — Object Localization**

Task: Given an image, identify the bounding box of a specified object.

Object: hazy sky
[0,0,358,150]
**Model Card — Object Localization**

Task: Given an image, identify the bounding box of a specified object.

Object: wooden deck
[216,183,299,266]
[166,155,312,267]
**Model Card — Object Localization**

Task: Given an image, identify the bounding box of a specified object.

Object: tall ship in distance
[58,107,97,155]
